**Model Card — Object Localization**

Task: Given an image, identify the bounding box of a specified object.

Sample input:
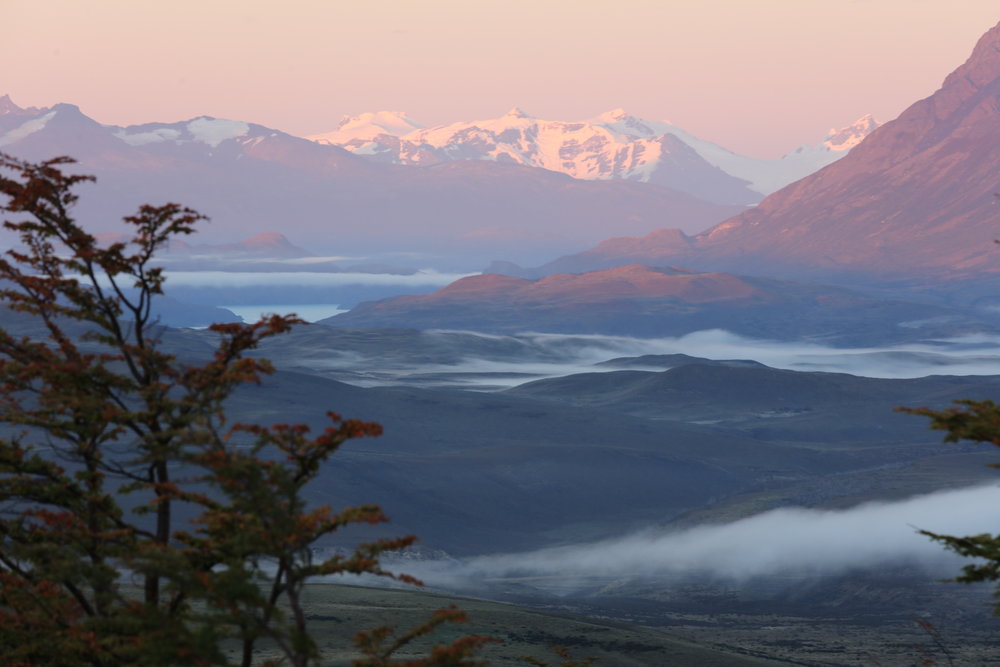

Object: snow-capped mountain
[311,111,424,147]
[0,95,740,266]
[113,117,256,149]
[306,108,880,203]
[658,112,880,195]
[517,20,1000,284]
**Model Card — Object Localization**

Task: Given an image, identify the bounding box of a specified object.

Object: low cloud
[393,485,1000,590]
[511,329,1000,379]
[354,329,1000,390]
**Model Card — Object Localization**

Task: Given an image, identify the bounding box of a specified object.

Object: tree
[900,399,1000,613]
[0,153,491,666]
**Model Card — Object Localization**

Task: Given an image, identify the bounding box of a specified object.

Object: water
[221,304,348,323]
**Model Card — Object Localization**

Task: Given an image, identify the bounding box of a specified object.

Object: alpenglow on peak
[503,107,532,119]
[305,108,879,202]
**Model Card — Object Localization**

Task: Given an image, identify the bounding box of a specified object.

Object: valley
[214,322,1000,664]
[5,10,1000,665]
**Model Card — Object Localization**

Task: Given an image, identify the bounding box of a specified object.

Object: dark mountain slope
[692,19,1000,278]
[507,362,1000,442]
[522,20,1000,283]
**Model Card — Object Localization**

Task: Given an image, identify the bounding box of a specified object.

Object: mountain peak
[595,107,631,122]
[51,103,83,115]
[336,110,419,131]
[0,94,25,115]
[307,106,865,203]
[589,108,672,139]
[175,233,311,259]
[309,111,422,145]
[682,19,1000,278]
[0,94,44,117]
[242,231,295,247]
[823,113,880,151]
[184,117,250,147]
[943,19,1000,90]
[235,232,310,256]
[503,107,532,119]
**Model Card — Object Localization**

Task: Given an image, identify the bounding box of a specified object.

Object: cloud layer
[389,485,1000,591]
[351,329,1000,390]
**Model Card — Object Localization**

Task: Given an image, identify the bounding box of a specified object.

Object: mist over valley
[6,12,1000,664]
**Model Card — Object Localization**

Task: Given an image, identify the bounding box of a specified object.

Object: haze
[5,0,998,157]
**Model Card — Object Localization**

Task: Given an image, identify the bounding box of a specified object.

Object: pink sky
[5,0,998,157]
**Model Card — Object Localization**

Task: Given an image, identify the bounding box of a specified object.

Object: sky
[4,0,998,157]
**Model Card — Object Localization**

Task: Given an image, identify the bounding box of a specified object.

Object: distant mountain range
[91,231,312,261]
[309,107,879,204]
[502,20,1000,286]
[0,95,742,266]
[5,18,995,296]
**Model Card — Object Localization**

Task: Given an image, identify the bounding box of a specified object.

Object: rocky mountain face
[0,99,741,266]
[0,94,42,128]
[529,21,1000,284]
[309,108,878,204]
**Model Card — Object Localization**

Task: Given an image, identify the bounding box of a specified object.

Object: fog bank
[385,485,1000,590]
[339,329,1000,390]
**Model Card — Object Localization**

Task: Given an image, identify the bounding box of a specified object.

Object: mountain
[167,232,312,259]
[322,264,991,344]
[0,98,740,267]
[92,231,313,261]
[507,362,1000,429]
[528,21,1000,284]
[307,107,879,204]
[495,228,699,278]
[309,110,424,146]
[658,112,879,196]
[0,93,43,134]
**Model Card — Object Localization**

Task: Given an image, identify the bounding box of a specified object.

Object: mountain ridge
[307,107,878,203]
[524,20,1000,284]
[0,97,740,265]
[324,264,993,344]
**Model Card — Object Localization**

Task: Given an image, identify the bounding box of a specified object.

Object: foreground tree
[0,154,490,665]
[900,399,1000,613]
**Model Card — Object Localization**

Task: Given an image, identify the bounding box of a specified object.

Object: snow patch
[187,117,250,148]
[503,107,532,119]
[823,113,879,152]
[238,135,267,149]
[306,108,879,197]
[351,142,385,155]
[663,114,879,194]
[115,127,182,146]
[0,111,56,147]
[309,111,422,145]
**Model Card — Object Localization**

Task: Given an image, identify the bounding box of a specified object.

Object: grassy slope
[229,583,793,666]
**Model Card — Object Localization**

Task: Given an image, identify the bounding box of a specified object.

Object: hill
[323,265,996,344]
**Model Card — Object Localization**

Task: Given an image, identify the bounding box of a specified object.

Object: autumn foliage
[0,153,492,665]
[901,399,1000,613]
